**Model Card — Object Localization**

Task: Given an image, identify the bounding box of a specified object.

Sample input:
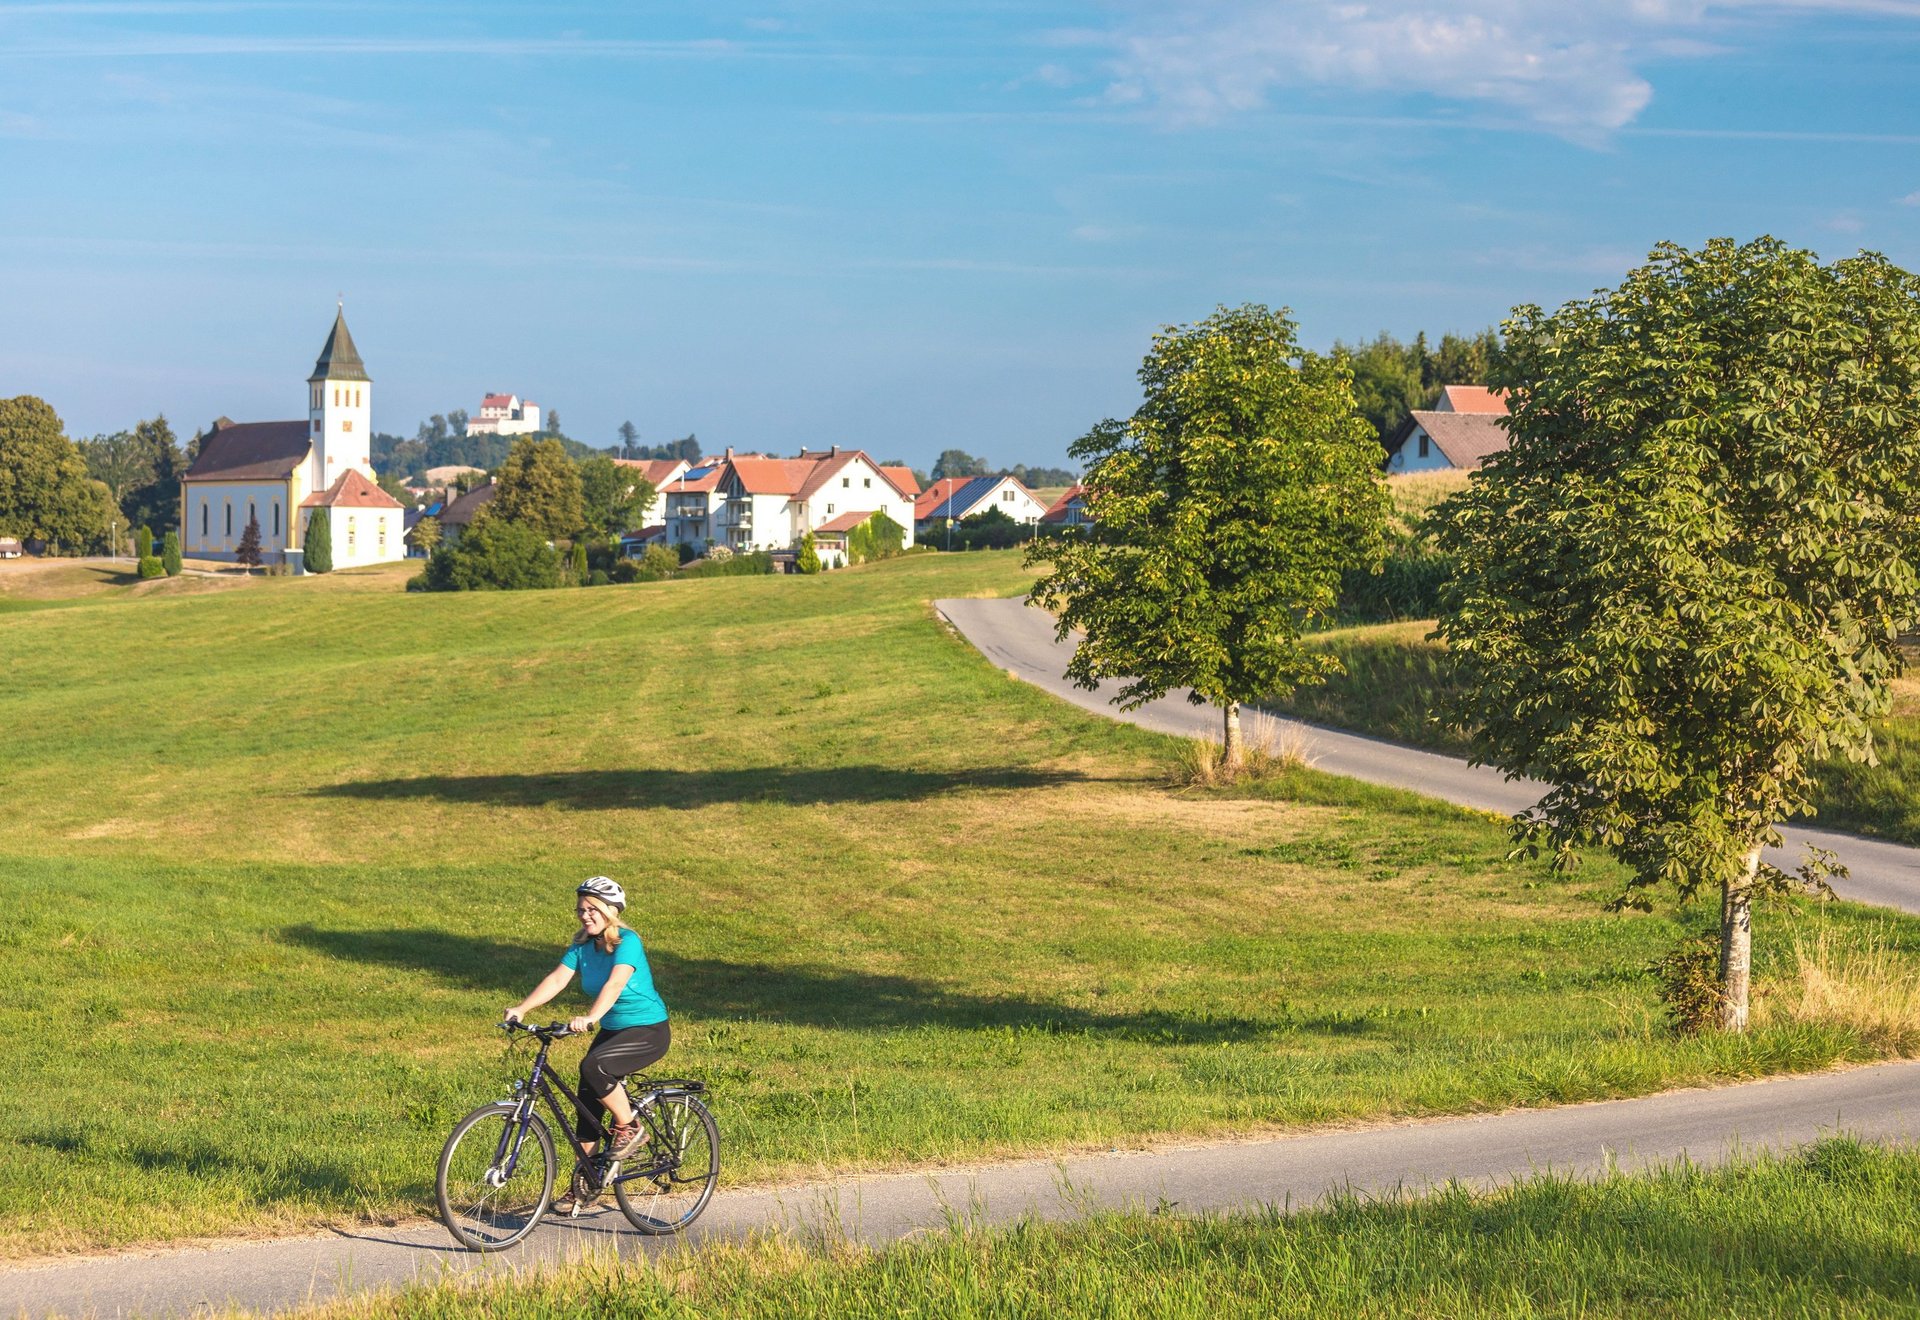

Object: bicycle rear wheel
[614,1093,719,1234]
[436,1102,556,1251]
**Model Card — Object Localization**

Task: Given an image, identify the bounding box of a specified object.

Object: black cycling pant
[576,1021,671,1144]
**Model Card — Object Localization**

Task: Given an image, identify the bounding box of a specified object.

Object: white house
[913,475,1047,532]
[613,458,689,532]
[466,393,543,437]
[1383,385,1510,473]
[716,448,919,557]
[179,308,406,568]
[662,460,728,550]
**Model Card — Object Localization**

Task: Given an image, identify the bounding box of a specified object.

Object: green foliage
[1336,329,1503,441]
[78,417,184,535]
[234,512,264,572]
[1436,237,1920,909]
[489,436,585,540]
[0,396,115,550]
[679,549,774,578]
[136,555,165,579]
[407,516,441,557]
[424,517,561,591]
[586,568,611,587]
[931,448,990,481]
[160,530,181,577]
[1650,934,1724,1035]
[796,530,822,574]
[843,512,904,566]
[569,542,589,586]
[135,525,153,559]
[576,455,652,538]
[1029,304,1392,725]
[303,508,333,574]
[944,505,1030,552]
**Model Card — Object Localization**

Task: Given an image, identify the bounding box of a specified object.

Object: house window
[354,389,361,407]
[1003,489,1013,501]
[864,477,871,488]
[347,517,357,549]
[1418,435,1430,459]
[342,420,353,432]
[842,477,850,487]
[379,522,387,550]
[827,503,834,514]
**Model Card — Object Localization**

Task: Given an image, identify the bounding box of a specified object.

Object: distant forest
[1336,328,1502,442]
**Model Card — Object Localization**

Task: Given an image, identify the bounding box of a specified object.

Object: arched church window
[273,503,280,537]
[201,502,208,538]
[225,503,232,537]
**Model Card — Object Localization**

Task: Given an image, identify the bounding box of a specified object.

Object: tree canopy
[578,455,654,538]
[0,396,115,549]
[1434,236,1920,1031]
[1028,304,1390,768]
[491,436,585,541]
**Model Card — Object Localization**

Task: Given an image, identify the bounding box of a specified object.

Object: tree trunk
[1222,702,1244,776]
[1718,846,1761,1032]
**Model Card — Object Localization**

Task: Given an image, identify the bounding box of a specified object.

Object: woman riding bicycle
[504,877,670,1203]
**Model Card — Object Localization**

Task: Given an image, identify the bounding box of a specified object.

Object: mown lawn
[1,552,1914,1259]
[306,1139,1920,1319]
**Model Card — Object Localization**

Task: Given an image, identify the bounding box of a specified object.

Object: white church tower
[307,305,372,485]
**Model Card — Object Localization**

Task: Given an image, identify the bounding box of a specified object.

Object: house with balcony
[613,457,689,532]
[662,461,728,550]
[714,447,919,558]
[1039,483,1092,529]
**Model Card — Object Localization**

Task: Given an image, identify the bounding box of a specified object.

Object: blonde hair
[571,894,629,954]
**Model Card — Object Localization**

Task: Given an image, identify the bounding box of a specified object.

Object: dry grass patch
[1759,922,1920,1052]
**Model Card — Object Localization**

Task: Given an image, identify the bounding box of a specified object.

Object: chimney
[830,444,839,457]
[725,446,734,460]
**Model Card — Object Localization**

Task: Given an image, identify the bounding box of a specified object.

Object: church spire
[309,306,370,384]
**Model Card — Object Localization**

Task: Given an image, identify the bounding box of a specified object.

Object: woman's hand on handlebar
[567,1015,596,1035]
[502,1008,524,1026]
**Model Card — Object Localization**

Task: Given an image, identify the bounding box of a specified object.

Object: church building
[179,308,406,569]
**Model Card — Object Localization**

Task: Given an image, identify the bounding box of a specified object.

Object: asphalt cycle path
[3,1061,1915,1318]
[936,596,1920,917]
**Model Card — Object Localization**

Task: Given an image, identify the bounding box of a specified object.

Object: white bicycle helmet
[577,876,627,911]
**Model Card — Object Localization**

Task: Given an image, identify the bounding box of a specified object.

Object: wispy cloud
[1075,1,1920,138]
[8,34,814,59]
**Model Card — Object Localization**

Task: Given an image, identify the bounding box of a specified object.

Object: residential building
[466,393,543,437]
[662,460,728,550]
[715,447,918,556]
[913,474,1048,532]
[1039,484,1092,529]
[179,307,406,568]
[613,458,690,531]
[0,537,22,559]
[437,478,497,544]
[1383,385,1510,472]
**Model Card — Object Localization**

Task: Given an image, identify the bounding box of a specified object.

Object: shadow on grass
[280,926,1336,1044]
[310,766,1095,811]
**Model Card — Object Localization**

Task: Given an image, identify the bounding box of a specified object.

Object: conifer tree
[797,530,822,574]
[304,508,333,573]
[235,511,264,573]
[160,530,182,577]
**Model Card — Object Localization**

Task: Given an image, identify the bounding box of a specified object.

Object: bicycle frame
[494,1028,691,1190]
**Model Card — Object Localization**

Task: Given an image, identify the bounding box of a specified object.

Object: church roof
[308,308,370,384]
[183,420,312,482]
[299,469,404,510]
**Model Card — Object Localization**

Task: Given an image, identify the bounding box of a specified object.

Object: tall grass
[1759,922,1920,1051]
[299,1139,1920,1319]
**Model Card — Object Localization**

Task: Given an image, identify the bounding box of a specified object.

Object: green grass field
[301,1139,1920,1319]
[2,553,1916,1260]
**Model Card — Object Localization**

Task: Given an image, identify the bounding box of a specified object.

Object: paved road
[3,1061,1914,1318]
[937,596,1920,916]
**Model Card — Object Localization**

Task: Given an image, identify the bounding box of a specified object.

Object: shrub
[423,518,561,591]
[570,542,589,586]
[706,544,734,561]
[1649,934,1723,1035]
[680,550,774,579]
[610,558,641,584]
[587,569,611,587]
[135,525,153,560]
[304,508,333,574]
[160,531,182,577]
[405,572,429,593]
[796,531,822,574]
[676,541,698,565]
[136,555,165,579]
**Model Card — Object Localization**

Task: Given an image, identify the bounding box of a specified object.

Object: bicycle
[434,1019,720,1251]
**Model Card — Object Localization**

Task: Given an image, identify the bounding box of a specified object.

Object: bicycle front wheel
[614,1093,719,1235]
[436,1102,556,1251]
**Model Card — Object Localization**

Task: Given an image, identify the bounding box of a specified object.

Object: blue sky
[4,2,1918,469]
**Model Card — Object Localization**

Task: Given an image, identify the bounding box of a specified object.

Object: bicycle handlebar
[500,1018,580,1039]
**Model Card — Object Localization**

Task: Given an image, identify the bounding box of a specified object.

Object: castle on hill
[179,308,406,568]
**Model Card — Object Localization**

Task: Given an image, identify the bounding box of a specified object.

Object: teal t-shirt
[560,928,668,1030]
